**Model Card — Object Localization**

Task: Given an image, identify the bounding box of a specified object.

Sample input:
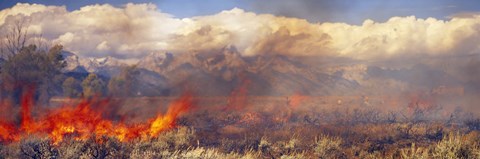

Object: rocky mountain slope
[61,46,466,96]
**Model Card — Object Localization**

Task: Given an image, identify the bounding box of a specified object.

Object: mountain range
[61,46,467,96]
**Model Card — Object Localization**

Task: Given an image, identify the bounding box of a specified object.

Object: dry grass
[3,96,480,158]
[2,123,480,158]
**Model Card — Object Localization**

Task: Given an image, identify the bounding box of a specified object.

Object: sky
[0,1,480,62]
[1,0,480,24]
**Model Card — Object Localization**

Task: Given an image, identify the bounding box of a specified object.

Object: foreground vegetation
[2,126,480,159]
[2,106,480,159]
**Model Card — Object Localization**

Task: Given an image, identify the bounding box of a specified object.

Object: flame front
[149,94,192,137]
[0,93,193,144]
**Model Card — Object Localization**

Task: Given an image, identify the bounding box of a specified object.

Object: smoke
[246,0,354,23]
[0,3,480,63]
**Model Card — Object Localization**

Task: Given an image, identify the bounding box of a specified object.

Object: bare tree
[31,34,50,52]
[4,20,29,56]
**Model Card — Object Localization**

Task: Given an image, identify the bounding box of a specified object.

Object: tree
[81,74,106,97]
[0,44,66,103]
[0,18,64,103]
[1,19,50,58]
[107,77,125,96]
[3,20,29,56]
[62,77,81,97]
[107,66,139,97]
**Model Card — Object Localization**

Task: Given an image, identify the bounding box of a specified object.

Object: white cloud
[0,3,56,25]
[1,3,480,61]
[54,32,74,44]
[96,41,110,51]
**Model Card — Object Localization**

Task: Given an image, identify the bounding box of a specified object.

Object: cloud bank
[1,3,480,61]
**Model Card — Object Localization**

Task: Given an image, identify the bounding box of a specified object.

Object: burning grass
[0,91,193,144]
[2,93,480,158]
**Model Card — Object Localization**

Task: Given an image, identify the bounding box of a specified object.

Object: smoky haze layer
[0,3,480,115]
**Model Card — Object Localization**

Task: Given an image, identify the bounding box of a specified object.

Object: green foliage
[62,77,81,97]
[1,45,65,85]
[0,44,66,102]
[81,73,106,97]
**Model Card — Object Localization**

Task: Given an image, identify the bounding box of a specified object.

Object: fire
[237,112,264,126]
[272,93,307,123]
[406,92,438,113]
[0,122,17,142]
[0,96,17,142]
[149,94,193,137]
[288,93,307,109]
[0,92,193,144]
[225,79,251,111]
[20,88,34,132]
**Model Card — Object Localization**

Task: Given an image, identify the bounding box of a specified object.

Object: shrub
[80,136,125,159]
[399,143,429,159]
[153,126,196,150]
[425,126,444,141]
[284,138,299,153]
[179,147,260,159]
[19,136,58,159]
[432,132,477,159]
[465,118,480,132]
[313,135,344,158]
[280,152,307,159]
[258,137,271,153]
[57,139,86,159]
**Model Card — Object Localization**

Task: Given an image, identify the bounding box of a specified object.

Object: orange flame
[20,88,34,133]
[0,122,18,142]
[288,93,307,109]
[225,79,251,111]
[149,94,193,137]
[0,92,193,144]
[406,92,437,113]
[271,93,308,123]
